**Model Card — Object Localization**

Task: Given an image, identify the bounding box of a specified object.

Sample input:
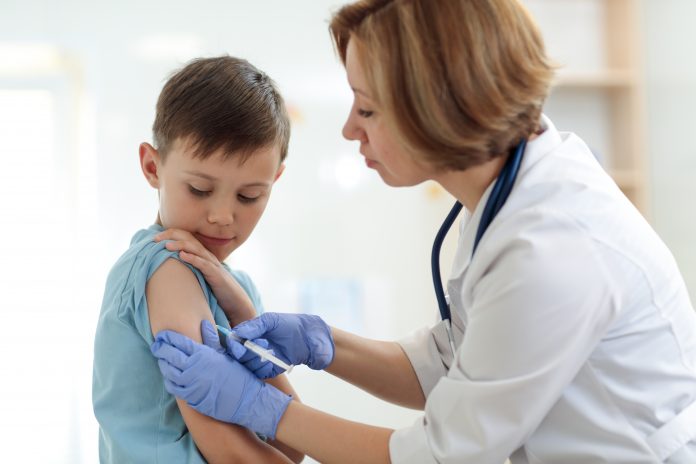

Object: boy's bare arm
[147,259,294,464]
[153,228,258,325]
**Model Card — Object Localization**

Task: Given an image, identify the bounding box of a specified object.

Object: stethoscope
[431,139,527,355]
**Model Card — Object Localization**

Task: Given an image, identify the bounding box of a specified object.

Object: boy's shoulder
[129,224,165,253]
[105,224,174,290]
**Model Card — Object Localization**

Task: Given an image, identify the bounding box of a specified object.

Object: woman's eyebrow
[352,87,371,98]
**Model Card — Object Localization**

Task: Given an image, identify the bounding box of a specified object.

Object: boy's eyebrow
[185,170,217,181]
[184,170,270,187]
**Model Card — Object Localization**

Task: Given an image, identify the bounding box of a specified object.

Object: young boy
[92,56,302,463]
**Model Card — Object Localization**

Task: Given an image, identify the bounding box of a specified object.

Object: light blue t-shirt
[92,224,264,463]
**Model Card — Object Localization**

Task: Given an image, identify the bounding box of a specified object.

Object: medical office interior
[0,0,694,462]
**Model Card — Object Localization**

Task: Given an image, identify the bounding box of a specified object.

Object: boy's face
[140,137,284,262]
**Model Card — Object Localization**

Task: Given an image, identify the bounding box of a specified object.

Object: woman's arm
[326,327,425,410]
[150,320,401,463]
[265,375,304,463]
[232,313,425,410]
[147,259,294,464]
[276,400,392,464]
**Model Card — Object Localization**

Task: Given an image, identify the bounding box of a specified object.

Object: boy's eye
[357,108,374,118]
[189,185,211,197]
[238,194,260,204]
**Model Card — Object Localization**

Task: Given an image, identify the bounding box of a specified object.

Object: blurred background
[0,0,694,462]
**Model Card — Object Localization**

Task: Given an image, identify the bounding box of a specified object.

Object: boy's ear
[273,163,285,182]
[139,143,161,188]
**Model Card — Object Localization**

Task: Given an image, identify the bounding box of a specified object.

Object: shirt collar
[448,114,563,280]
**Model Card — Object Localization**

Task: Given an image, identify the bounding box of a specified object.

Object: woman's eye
[357,108,374,118]
[189,186,211,197]
[238,194,260,204]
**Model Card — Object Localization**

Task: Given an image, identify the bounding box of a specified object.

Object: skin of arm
[147,259,295,464]
[264,376,304,463]
[326,327,426,410]
[276,400,393,464]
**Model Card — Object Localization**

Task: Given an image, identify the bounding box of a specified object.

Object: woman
[151,0,696,462]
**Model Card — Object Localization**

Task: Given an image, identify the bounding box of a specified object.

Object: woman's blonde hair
[330,0,555,171]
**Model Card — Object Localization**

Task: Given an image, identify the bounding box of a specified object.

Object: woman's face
[341,40,434,187]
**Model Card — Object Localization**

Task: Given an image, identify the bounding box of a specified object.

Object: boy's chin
[206,244,239,263]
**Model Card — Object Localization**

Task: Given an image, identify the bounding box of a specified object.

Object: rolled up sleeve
[398,321,454,396]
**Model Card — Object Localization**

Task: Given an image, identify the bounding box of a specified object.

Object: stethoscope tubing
[432,139,527,323]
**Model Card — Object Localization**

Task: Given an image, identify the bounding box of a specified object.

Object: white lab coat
[390,116,696,463]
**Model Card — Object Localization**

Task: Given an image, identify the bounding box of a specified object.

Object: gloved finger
[226,338,248,361]
[176,350,214,386]
[232,312,279,340]
[151,339,191,370]
[163,378,187,398]
[251,338,269,350]
[250,360,276,379]
[154,330,199,356]
[200,320,223,352]
[157,358,183,384]
[232,338,269,363]
[240,351,271,372]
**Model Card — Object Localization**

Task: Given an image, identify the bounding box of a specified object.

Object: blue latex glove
[229,312,335,378]
[150,320,292,439]
[217,328,276,380]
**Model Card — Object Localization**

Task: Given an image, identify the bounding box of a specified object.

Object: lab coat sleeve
[390,209,621,463]
[398,321,456,397]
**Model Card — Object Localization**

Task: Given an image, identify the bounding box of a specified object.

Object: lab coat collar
[448,114,563,281]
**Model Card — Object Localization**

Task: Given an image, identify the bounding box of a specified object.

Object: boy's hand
[154,228,256,324]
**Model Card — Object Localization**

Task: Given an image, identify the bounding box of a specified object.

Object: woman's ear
[273,163,285,182]
[139,143,161,188]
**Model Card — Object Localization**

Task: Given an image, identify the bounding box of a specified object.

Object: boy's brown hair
[153,55,290,163]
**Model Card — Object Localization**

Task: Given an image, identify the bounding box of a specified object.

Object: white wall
[0,2,444,462]
[0,1,693,463]
[642,0,696,296]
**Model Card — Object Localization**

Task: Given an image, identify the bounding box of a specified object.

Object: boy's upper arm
[146,258,292,463]
[147,257,213,341]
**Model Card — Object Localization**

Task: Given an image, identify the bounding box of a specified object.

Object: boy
[92,56,302,463]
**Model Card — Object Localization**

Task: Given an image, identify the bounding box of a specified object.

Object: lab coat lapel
[447,183,493,282]
[445,185,492,332]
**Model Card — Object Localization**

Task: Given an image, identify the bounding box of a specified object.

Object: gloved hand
[210,324,277,380]
[228,312,335,378]
[150,320,292,439]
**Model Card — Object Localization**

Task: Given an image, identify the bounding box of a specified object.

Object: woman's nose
[342,109,363,142]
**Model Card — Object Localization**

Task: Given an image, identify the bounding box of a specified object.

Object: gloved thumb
[200,320,224,353]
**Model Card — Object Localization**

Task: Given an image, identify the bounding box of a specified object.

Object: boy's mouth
[195,232,234,247]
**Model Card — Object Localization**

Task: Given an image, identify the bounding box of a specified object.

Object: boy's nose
[207,202,234,226]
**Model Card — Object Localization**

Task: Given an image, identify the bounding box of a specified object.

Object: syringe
[216,325,294,374]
